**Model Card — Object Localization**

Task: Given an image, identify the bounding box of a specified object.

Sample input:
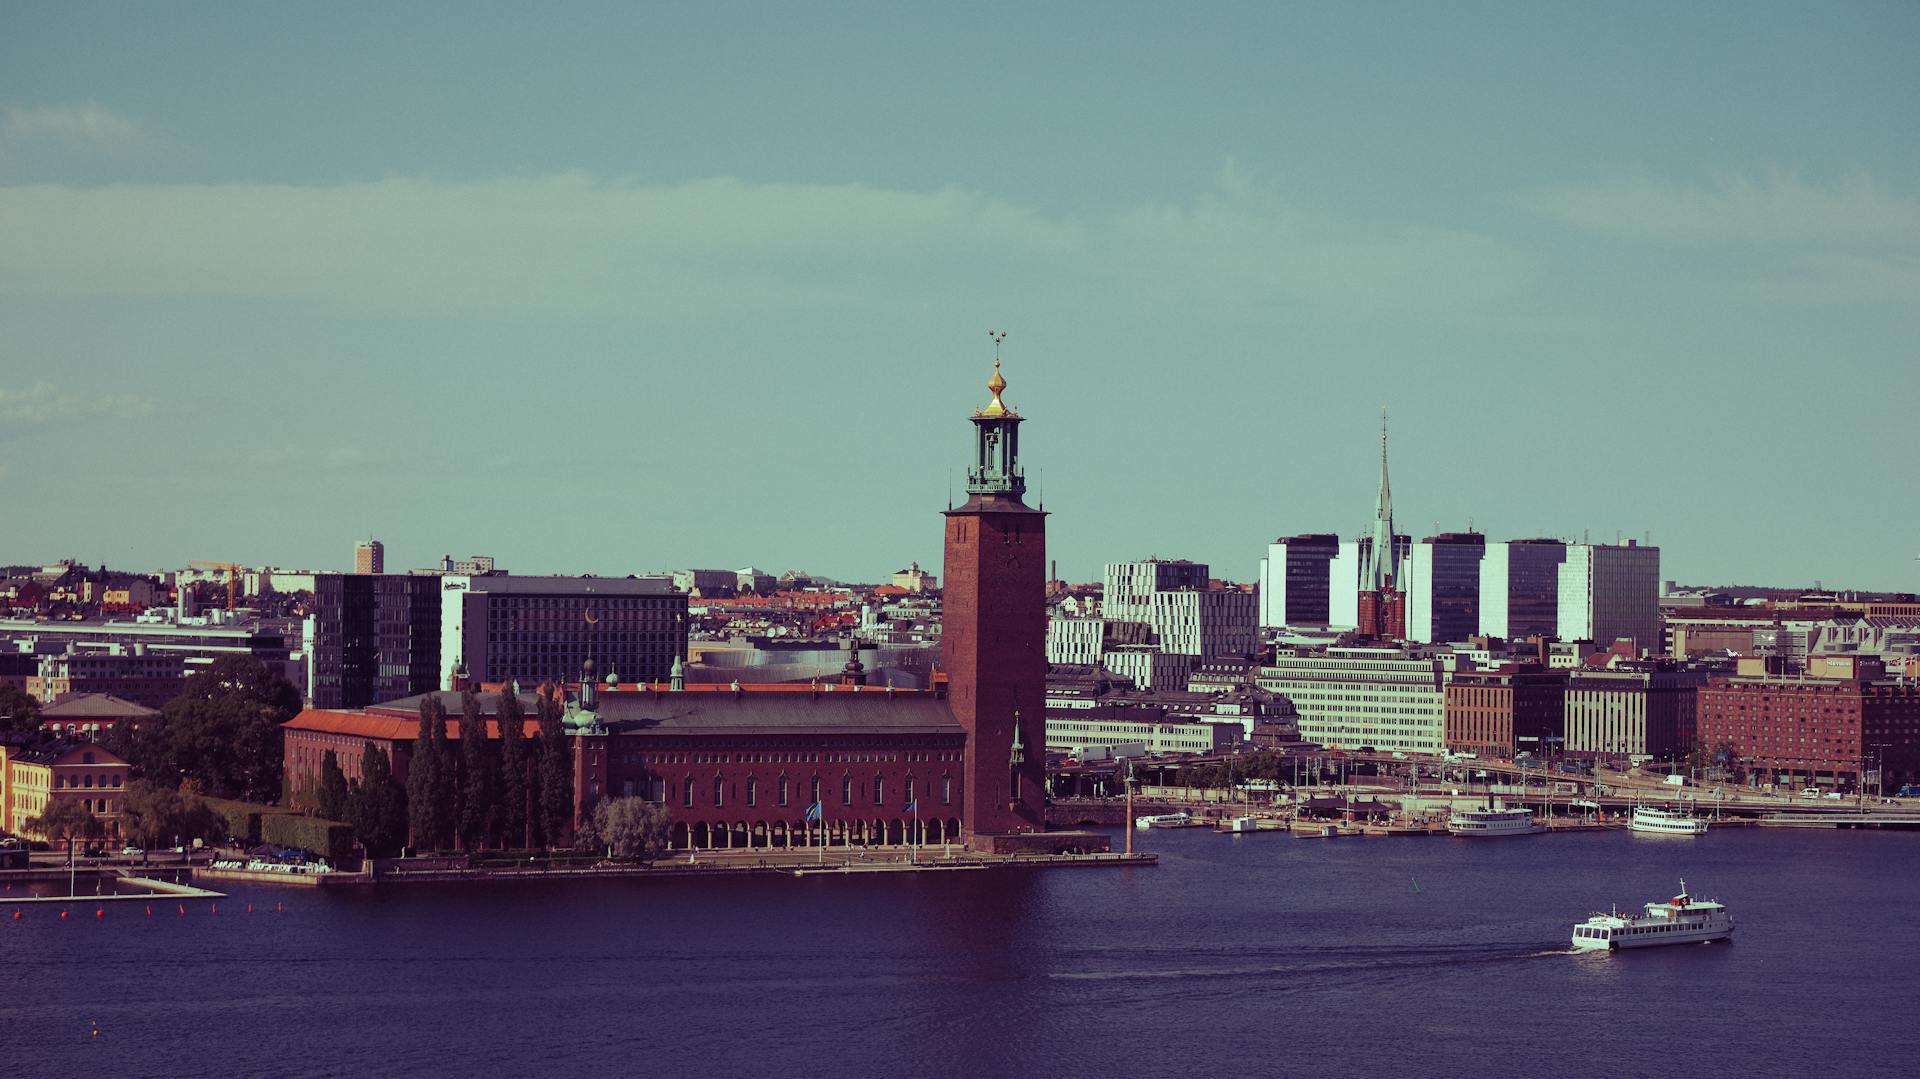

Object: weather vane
[989,329,1007,367]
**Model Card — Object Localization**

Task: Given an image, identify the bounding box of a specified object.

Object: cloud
[1,102,181,160]
[0,382,155,423]
[1521,172,1920,248]
[0,170,1535,321]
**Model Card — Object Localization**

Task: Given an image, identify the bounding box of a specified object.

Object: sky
[1,3,1916,591]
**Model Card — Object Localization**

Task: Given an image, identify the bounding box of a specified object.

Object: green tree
[347,741,407,858]
[458,686,497,850]
[315,750,350,822]
[537,688,574,847]
[406,695,443,851]
[592,798,674,862]
[428,693,459,849]
[118,780,225,849]
[496,688,528,848]
[29,799,103,851]
[0,683,41,734]
[127,656,300,802]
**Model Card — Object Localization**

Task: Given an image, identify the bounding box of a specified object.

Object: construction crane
[188,560,246,610]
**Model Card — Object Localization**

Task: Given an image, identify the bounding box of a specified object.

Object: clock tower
[943,349,1048,839]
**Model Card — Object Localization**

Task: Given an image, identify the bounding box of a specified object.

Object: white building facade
[1254,647,1448,754]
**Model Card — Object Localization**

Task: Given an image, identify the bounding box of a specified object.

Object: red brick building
[281,360,1095,854]
[1444,664,1569,759]
[1697,675,1920,791]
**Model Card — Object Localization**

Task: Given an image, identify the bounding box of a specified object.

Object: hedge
[202,797,263,845]
[261,814,354,864]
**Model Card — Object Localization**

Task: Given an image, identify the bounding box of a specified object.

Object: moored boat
[1572,880,1732,951]
[1630,805,1708,836]
[1447,802,1543,837]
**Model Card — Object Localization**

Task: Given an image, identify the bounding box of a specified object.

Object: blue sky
[2,3,1915,590]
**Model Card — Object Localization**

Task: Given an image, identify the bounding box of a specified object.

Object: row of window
[678,774,953,809]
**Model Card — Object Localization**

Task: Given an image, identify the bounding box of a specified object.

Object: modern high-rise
[1558,541,1660,656]
[354,539,384,575]
[441,575,688,691]
[310,573,440,708]
[1103,560,1209,623]
[1258,534,1341,628]
[1479,539,1567,639]
[1404,533,1486,645]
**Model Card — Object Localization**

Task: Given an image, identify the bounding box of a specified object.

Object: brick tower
[943,348,1047,840]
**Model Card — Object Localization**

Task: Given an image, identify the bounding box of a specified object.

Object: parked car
[119,845,143,857]
[1799,788,1822,799]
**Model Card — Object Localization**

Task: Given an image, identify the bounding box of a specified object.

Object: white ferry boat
[1571,881,1733,951]
[1134,812,1193,830]
[1447,803,1543,837]
[1630,805,1708,836]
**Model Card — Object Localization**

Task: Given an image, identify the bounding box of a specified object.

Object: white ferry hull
[1630,808,1709,836]
[1572,922,1732,951]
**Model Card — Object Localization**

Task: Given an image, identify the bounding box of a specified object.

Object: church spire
[1365,408,1396,590]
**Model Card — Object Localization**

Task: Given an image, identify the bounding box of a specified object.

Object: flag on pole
[805,801,822,822]
[904,800,917,815]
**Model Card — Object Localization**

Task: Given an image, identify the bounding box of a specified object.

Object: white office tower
[1402,533,1486,644]
[1258,534,1341,629]
[1557,541,1661,656]
[1479,539,1567,639]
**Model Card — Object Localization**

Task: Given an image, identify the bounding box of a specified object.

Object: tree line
[304,684,668,861]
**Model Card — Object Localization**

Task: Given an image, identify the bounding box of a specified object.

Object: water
[5,828,1916,1078]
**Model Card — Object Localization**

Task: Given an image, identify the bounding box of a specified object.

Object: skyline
[2,4,1917,589]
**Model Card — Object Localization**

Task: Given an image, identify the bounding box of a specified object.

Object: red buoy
[245,903,253,914]
[11,910,20,920]
[60,910,69,920]
[95,909,105,919]
[177,904,185,915]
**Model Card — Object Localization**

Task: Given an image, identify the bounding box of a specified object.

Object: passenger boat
[1630,805,1708,836]
[1134,812,1193,830]
[1446,803,1543,837]
[1571,881,1733,951]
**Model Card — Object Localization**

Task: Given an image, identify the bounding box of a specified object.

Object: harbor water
[5,828,1916,1078]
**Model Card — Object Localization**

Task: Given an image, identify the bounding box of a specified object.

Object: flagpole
[911,800,919,865]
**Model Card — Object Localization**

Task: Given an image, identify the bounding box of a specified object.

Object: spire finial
[979,329,1011,415]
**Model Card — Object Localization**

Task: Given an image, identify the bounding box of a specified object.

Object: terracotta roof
[285,709,539,742]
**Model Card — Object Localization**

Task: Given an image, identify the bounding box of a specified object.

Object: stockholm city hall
[282,348,1105,855]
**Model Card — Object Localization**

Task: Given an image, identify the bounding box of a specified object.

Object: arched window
[683,777,695,807]
[778,776,790,806]
[713,776,725,807]
[746,777,758,807]
[872,776,884,805]
[810,776,822,807]
[841,775,853,805]
[942,775,952,805]
[904,776,915,806]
